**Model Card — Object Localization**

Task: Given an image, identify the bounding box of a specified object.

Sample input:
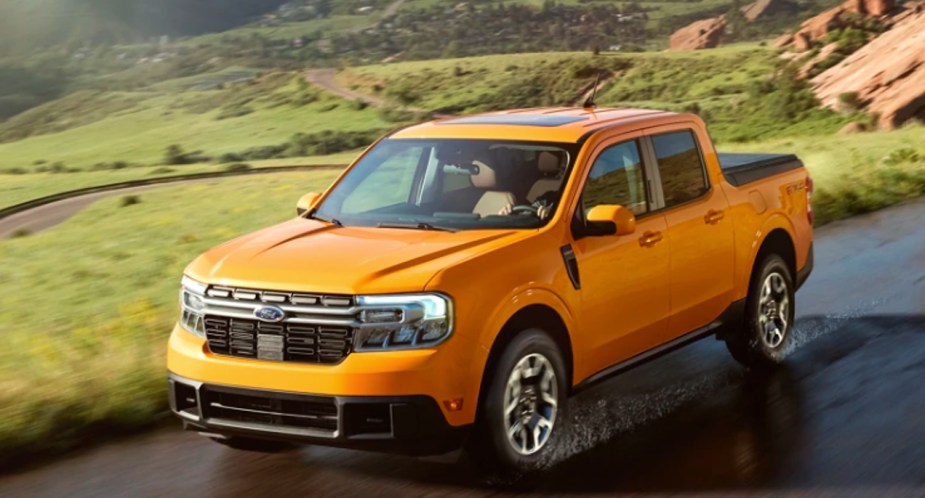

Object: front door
[571,137,671,378]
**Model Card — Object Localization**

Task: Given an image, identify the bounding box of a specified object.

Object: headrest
[471,157,498,189]
[538,151,564,174]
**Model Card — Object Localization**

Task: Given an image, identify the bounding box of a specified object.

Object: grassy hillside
[0,72,393,172]
[0,171,340,467]
[338,45,853,142]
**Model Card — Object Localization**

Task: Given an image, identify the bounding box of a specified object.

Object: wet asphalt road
[2,198,925,497]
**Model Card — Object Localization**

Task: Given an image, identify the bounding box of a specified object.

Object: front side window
[313,138,576,231]
[652,130,708,207]
[582,139,648,215]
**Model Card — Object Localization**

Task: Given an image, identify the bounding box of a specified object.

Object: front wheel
[725,254,796,369]
[468,328,568,476]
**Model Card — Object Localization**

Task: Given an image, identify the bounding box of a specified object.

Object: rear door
[571,136,671,376]
[644,126,735,340]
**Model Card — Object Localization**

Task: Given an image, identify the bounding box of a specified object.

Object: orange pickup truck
[168,107,813,473]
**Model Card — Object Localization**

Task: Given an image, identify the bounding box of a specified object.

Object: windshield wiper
[309,213,342,226]
[377,222,457,233]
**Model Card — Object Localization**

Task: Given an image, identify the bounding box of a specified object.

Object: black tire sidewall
[744,254,796,364]
[476,328,568,473]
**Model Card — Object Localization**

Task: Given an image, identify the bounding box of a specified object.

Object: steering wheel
[510,204,538,216]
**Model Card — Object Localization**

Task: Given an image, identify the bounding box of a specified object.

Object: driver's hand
[498,203,513,216]
[537,204,551,220]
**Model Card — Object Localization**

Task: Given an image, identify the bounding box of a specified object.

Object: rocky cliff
[812,7,925,129]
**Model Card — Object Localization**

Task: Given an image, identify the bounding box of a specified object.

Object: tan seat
[471,158,515,218]
[527,151,565,202]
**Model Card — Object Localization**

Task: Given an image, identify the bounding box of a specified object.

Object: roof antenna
[583,71,603,109]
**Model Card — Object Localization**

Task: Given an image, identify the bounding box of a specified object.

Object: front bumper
[167,323,487,427]
[169,373,469,455]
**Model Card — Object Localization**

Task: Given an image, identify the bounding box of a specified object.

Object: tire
[211,436,295,453]
[467,328,568,476]
[725,254,796,369]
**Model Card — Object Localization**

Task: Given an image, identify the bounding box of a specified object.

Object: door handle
[639,230,663,248]
[704,209,725,225]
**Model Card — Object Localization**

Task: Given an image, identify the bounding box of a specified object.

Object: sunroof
[440,115,588,127]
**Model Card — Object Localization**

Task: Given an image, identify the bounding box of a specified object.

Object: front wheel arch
[478,305,573,415]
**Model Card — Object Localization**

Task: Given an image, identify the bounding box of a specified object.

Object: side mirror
[586,205,636,236]
[296,192,322,216]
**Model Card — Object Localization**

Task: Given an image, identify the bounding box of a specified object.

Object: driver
[498,151,565,221]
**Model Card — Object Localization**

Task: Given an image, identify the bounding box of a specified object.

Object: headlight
[179,276,207,337]
[354,293,453,350]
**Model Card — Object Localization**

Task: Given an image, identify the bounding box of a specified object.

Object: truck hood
[186,219,521,295]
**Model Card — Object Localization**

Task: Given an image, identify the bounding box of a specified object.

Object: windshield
[313,138,576,231]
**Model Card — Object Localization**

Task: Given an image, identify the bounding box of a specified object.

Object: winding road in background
[2,195,925,495]
[0,167,344,240]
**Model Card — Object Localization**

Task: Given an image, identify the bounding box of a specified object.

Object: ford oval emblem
[254,305,286,322]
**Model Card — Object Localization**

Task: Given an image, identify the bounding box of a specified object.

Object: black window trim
[570,136,656,239]
[642,128,713,215]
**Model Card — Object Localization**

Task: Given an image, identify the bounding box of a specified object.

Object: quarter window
[582,140,648,215]
[651,131,708,207]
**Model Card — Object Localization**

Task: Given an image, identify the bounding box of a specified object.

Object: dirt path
[0,167,342,240]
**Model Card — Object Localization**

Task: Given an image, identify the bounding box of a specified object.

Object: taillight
[805,175,814,226]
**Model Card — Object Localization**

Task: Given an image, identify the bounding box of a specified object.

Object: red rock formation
[783,0,896,50]
[669,17,726,51]
[741,0,790,21]
[812,9,925,129]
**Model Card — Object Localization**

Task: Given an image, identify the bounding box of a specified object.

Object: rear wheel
[725,254,796,369]
[468,328,567,476]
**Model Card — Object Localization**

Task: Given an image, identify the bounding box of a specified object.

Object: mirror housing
[586,205,636,236]
[296,192,322,216]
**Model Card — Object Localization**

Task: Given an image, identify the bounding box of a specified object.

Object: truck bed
[718,153,803,187]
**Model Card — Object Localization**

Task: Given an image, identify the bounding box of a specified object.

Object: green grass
[338,45,849,141]
[0,170,341,467]
[0,152,356,210]
[340,46,776,112]
[186,14,374,44]
[724,125,925,224]
[0,91,387,172]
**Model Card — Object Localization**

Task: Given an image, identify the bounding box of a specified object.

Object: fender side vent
[561,244,581,290]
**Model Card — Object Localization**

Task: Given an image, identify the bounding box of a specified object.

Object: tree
[315,0,333,19]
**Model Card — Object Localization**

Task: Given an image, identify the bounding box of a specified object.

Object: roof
[390,107,680,143]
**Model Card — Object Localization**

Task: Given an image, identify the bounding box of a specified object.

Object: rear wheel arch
[753,228,796,282]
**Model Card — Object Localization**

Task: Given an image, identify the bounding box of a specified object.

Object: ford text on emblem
[254,305,286,322]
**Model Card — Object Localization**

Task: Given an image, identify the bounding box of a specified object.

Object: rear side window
[652,131,708,207]
[582,140,648,215]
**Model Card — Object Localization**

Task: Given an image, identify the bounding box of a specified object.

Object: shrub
[215,105,254,120]
[4,167,28,175]
[218,152,245,163]
[148,167,176,175]
[838,92,862,111]
[883,148,922,166]
[120,195,141,207]
[224,163,252,172]
[164,144,209,165]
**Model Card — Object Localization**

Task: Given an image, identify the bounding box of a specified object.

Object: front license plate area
[257,334,284,361]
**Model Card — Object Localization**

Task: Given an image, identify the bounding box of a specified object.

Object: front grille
[197,285,358,365]
[201,386,338,433]
[205,316,352,364]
